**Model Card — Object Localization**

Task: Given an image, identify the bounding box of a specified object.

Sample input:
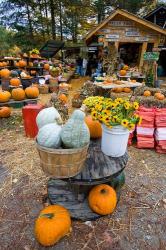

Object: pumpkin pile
[143,90,165,100]
[113,87,131,93]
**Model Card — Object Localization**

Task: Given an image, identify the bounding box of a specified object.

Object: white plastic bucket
[101,125,129,157]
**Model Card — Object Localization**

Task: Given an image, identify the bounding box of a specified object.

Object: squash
[88,184,117,215]
[35,205,71,247]
[36,107,62,129]
[37,123,62,148]
[143,90,151,97]
[113,87,123,93]
[0,69,10,78]
[123,87,131,93]
[123,65,129,71]
[155,93,165,100]
[58,94,67,104]
[61,109,90,148]
[0,91,11,103]
[0,107,11,118]
[10,78,21,87]
[119,70,126,76]
[85,115,102,139]
[11,88,25,101]
[18,60,27,68]
[25,86,39,99]
[10,70,19,78]
[44,63,50,70]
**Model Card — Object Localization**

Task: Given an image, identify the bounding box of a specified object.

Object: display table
[48,139,128,221]
[94,80,142,89]
[117,73,145,82]
[0,98,39,107]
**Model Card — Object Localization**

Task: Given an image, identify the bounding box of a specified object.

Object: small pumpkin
[10,78,21,87]
[0,107,11,118]
[12,88,25,101]
[123,65,129,71]
[35,205,71,247]
[85,115,102,139]
[36,107,62,129]
[88,184,117,215]
[123,87,131,93]
[143,90,151,97]
[44,63,50,70]
[131,79,136,83]
[0,69,10,78]
[61,109,90,148]
[0,91,11,103]
[58,94,67,104]
[155,93,165,100]
[113,87,123,93]
[37,123,62,148]
[18,60,27,68]
[25,86,39,99]
[119,70,126,76]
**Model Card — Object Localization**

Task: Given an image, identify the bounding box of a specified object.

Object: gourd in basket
[36,107,62,129]
[61,109,90,148]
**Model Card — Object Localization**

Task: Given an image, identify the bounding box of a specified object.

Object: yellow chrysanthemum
[128,123,135,130]
[134,114,139,119]
[110,103,117,109]
[133,102,139,110]
[115,98,123,104]
[95,104,103,111]
[121,119,129,127]
[112,115,119,123]
[138,116,142,125]
[124,102,130,110]
[91,110,98,119]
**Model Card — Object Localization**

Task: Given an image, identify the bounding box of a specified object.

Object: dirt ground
[0,77,166,250]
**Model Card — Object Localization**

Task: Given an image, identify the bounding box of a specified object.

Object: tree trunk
[49,0,56,39]
[26,4,33,38]
[39,0,46,41]
[44,0,50,36]
[59,1,63,41]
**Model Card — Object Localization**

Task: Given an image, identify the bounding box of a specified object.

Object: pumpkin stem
[100,189,107,194]
[39,213,54,219]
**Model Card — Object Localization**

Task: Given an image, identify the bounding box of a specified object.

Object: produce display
[10,78,21,87]
[25,86,39,98]
[12,88,26,101]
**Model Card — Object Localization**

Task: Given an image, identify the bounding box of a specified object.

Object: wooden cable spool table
[48,139,128,221]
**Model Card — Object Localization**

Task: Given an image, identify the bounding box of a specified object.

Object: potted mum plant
[83,96,142,157]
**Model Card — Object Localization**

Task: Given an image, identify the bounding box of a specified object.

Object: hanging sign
[109,21,134,26]
[88,47,97,51]
[125,31,140,37]
[143,52,159,61]
[135,37,149,42]
[105,34,119,39]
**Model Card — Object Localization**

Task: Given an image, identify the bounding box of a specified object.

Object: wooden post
[115,41,119,51]
[139,42,147,71]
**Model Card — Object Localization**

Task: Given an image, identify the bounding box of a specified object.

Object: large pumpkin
[12,88,25,101]
[0,107,11,118]
[119,70,126,76]
[0,91,11,103]
[88,184,117,215]
[113,87,123,93]
[85,115,102,139]
[35,205,71,247]
[155,93,165,100]
[18,60,27,68]
[10,78,21,87]
[36,107,62,129]
[0,69,10,78]
[44,63,50,70]
[123,87,131,93]
[143,90,151,97]
[25,86,39,99]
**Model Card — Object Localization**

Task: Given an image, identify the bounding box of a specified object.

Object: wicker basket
[38,84,49,94]
[36,143,89,178]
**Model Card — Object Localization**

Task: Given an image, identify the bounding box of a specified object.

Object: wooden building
[85,8,166,70]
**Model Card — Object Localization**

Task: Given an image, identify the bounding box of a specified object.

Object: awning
[39,40,65,58]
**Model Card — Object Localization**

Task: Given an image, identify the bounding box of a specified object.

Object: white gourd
[61,109,90,148]
[37,123,62,148]
[36,107,62,129]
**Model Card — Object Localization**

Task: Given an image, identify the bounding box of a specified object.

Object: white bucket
[101,125,129,157]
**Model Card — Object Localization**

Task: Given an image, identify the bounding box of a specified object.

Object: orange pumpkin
[58,94,67,103]
[10,78,21,87]
[88,184,117,215]
[25,86,39,99]
[131,79,136,83]
[85,115,102,139]
[113,87,123,93]
[30,70,36,75]
[143,90,151,97]
[18,60,27,68]
[0,69,10,78]
[123,87,131,93]
[0,107,11,118]
[119,70,126,76]
[0,62,3,67]
[3,62,7,67]
[35,205,71,247]
[44,63,50,70]
[123,65,129,71]
[12,88,25,101]
[0,91,11,103]
[155,93,165,100]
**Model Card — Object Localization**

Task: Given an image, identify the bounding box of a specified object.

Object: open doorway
[118,42,142,67]
[158,49,166,77]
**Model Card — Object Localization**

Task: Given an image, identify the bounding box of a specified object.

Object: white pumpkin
[36,107,62,129]
[37,123,62,148]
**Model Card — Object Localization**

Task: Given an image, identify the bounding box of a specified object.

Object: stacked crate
[155,108,166,153]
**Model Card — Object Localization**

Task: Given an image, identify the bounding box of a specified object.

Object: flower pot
[101,125,129,157]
